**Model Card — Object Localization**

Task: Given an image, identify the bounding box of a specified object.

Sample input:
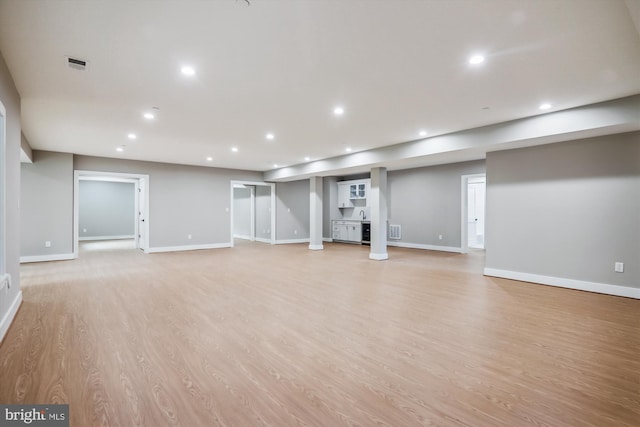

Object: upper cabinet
[337,179,370,209]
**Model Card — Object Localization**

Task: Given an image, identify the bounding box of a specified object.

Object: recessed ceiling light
[143,112,155,120]
[116,146,124,152]
[345,147,352,152]
[231,147,238,152]
[181,65,196,76]
[304,156,310,162]
[266,133,275,140]
[127,133,137,140]
[333,106,345,116]
[206,156,213,162]
[469,54,485,65]
[273,164,279,168]
[418,130,427,137]
[539,103,552,110]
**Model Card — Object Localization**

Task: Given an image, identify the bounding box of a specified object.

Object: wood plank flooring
[1,241,638,426]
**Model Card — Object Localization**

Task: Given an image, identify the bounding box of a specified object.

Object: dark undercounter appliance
[361,222,371,245]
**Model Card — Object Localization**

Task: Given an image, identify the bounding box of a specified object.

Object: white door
[467,177,486,249]
[137,178,146,250]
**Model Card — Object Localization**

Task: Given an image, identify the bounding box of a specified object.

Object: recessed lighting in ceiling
[304,156,310,162]
[206,156,213,162]
[116,146,124,152]
[266,133,275,140]
[345,147,352,152]
[231,147,238,152]
[273,164,279,168]
[539,103,552,110]
[181,65,196,76]
[127,133,137,140]
[469,54,485,65]
[418,130,427,137]
[143,112,155,120]
[333,106,345,116]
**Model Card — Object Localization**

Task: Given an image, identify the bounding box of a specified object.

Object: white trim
[0,290,22,344]
[369,252,389,260]
[0,101,6,276]
[255,237,271,244]
[20,253,75,263]
[230,180,276,247]
[148,243,232,253]
[483,268,640,300]
[387,241,463,253]
[74,170,150,256]
[323,237,333,243]
[79,235,135,241]
[233,234,253,241]
[275,239,310,245]
[308,244,324,250]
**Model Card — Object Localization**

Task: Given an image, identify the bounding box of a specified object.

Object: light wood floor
[1,241,638,426]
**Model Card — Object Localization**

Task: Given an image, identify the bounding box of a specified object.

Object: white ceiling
[1,0,639,173]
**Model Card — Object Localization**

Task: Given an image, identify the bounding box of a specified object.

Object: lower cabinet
[332,220,361,243]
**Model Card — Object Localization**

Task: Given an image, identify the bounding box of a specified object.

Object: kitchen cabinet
[332,220,361,243]
[337,183,354,208]
[349,183,367,199]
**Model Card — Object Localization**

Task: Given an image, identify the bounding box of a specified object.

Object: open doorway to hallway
[461,173,486,252]
[230,181,275,246]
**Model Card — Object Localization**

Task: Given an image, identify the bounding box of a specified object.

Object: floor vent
[389,224,401,240]
[67,56,88,71]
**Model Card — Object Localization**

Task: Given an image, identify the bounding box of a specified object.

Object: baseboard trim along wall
[233,234,253,241]
[20,253,75,263]
[275,239,310,245]
[323,237,333,243]
[0,291,22,344]
[483,268,640,299]
[148,243,232,253]
[255,238,272,244]
[79,235,135,241]
[387,241,463,253]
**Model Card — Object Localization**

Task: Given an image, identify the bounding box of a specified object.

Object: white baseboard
[308,244,324,250]
[483,268,640,299]
[148,243,232,253]
[79,235,135,241]
[387,241,463,253]
[275,239,310,245]
[20,253,75,263]
[369,252,389,261]
[0,290,22,344]
[233,235,253,241]
[323,237,333,243]
[255,237,273,244]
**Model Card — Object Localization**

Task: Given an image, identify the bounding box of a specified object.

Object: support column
[309,176,324,250]
[369,167,388,260]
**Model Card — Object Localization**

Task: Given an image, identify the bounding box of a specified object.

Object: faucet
[360,209,366,220]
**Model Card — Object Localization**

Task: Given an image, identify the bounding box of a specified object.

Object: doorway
[230,181,275,246]
[461,173,486,252]
[74,170,150,257]
[0,101,5,275]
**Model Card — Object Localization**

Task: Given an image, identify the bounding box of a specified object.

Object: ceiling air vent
[66,56,88,71]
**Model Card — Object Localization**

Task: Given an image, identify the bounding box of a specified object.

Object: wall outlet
[187,234,192,240]
[83,228,87,233]
[45,241,51,247]
[438,234,443,240]
[294,229,298,235]
[614,262,624,273]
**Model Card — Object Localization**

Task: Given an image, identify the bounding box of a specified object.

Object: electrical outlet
[614,262,624,273]
[83,228,87,233]
[187,234,192,240]
[294,229,297,235]
[438,235,443,240]
[45,241,51,248]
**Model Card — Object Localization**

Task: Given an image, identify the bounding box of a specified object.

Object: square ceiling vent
[66,56,88,71]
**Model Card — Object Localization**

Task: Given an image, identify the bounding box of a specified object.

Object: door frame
[0,101,5,274]
[229,180,276,246]
[74,170,150,257]
[460,173,486,254]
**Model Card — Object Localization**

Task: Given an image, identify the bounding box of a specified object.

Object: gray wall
[322,176,340,239]
[255,185,272,241]
[276,179,310,241]
[20,151,74,257]
[74,155,262,248]
[387,160,486,248]
[485,131,640,289]
[79,180,135,239]
[0,49,21,325]
[233,186,252,239]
